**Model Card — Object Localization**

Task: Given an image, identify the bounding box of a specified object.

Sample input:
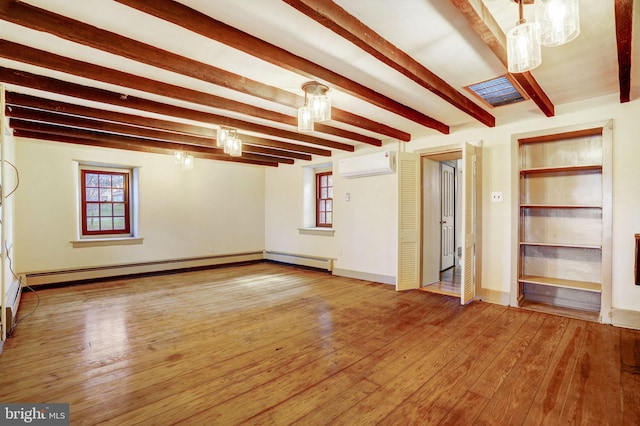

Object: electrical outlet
[491,192,503,202]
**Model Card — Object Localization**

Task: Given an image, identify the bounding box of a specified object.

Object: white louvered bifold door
[461,142,476,304]
[396,152,420,291]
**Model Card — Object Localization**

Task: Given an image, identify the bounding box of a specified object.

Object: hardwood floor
[421,265,461,297]
[1,262,638,425]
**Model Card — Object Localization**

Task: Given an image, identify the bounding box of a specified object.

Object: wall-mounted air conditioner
[338,151,396,178]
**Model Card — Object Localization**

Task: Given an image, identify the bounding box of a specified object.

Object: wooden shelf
[519,275,601,293]
[520,204,602,209]
[520,300,600,322]
[520,164,602,175]
[520,242,601,250]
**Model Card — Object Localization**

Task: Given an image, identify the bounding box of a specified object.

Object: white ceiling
[0,0,636,161]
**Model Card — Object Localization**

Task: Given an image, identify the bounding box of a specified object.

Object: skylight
[465,75,528,108]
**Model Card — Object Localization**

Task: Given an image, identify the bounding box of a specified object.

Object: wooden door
[440,163,455,271]
[461,143,477,304]
[396,152,421,291]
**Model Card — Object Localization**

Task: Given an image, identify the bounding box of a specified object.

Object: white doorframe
[416,143,482,304]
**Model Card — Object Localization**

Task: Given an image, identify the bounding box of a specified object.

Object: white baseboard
[332,268,395,285]
[264,251,333,271]
[476,288,510,306]
[611,308,640,330]
[23,252,264,286]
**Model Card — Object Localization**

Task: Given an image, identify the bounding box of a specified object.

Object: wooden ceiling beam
[0,67,350,153]
[6,106,298,164]
[5,91,327,157]
[115,0,450,134]
[614,0,634,103]
[282,0,495,128]
[10,127,279,167]
[0,39,372,147]
[236,134,330,157]
[449,0,555,117]
[0,0,410,141]
[5,93,312,161]
[10,119,291,165]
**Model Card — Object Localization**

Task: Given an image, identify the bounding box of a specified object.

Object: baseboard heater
[264,251,333,271]
[5,278,22,332]
[23,251,264,286]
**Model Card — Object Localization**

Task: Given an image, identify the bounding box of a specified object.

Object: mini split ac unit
[338,151,396,178]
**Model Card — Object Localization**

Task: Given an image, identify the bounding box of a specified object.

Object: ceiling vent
[465,75,528,108]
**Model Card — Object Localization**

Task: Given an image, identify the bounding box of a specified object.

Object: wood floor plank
[522,318,587,425]
[329,303,505,424]
[560,322,623,424]
[474,315,571,424]
[438,390,489,425]
[620,327,640,424]
[380,305,532,424]
[469,311,546,399]
[0,262,637,425]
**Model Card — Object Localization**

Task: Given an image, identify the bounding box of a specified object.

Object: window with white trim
[316,171,333,227]
[79,165,134,238]
[300,162,334,235]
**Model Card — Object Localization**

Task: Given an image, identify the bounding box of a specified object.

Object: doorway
[419,144,480,304]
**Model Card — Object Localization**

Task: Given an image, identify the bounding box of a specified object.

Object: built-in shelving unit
[515,123,612,321]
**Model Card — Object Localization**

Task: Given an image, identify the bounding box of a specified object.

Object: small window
[316,171,333,227]
[80,167,132,237]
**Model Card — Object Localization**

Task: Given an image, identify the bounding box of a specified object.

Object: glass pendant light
[216,128,229,148]
[182,153,194,170]
[228,135,242,157]
[507,0,542,73]
[297,105,314,132]
[174,151,185,164]
[298,81,331,131]
[303,82,331,122]
[536,0,580,47]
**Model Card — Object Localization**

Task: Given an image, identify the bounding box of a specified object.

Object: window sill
[298,227,334,236]
[71,237,144,248]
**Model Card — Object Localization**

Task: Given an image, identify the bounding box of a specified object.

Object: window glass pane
[87,217,100,231]
[85,173,99,187]
[327,175,332,186]
[326,212,332,224]
[81,168,132,236]
[320,175,327,186]
[326,200,332,211]
[112,189,124,202]
[319,213,325,224]
[99,174,111,187]
[113,203,125,217]
[113,217,126,230]
[112,175,124,188]
[328,187,333,198]
[100,188,112,202]
[100,204,113,217]
[86,188,99,202]
[319,200,325,211]
[86,203,99,217]
[321,188,327,199]
[100,217,113,231]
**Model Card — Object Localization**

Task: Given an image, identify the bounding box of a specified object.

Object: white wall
[264,95,640,314]
[14,138,266,274]
[265,145,398,282]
